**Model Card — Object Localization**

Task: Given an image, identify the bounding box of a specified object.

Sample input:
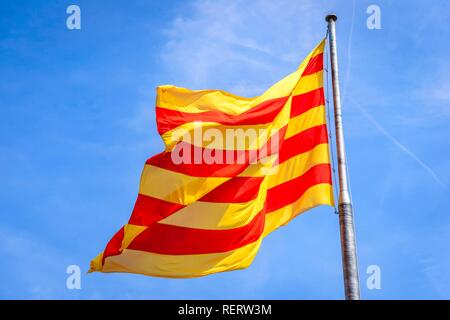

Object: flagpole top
[325,14,338,22]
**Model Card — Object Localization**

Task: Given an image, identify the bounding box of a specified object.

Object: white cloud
[160,0,324,94]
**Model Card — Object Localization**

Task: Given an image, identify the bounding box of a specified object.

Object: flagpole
[325,13,361,300]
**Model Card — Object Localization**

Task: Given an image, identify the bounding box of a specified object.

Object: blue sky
[1,0,450,299]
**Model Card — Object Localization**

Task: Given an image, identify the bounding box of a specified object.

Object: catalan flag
[90,39,334,278]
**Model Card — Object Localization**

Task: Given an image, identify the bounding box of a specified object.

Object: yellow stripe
[156,39,325,115]
[263,183,334,237]
[292,71,323,96]
[139,165,229,205]
[159,180,267,230]
[98,239,262,278]
[121,224,147,250]
[236,154,278,177]
[285,105,326,139]
[161,96,292,151]
[268,143,331,188]
[157,85,252,115]
[89,253,104,273]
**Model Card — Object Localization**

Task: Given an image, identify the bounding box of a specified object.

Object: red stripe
[302,53,323,76]
[102,226,124,264]
[266,164,331,213]
[127,210,265,255]
[147,126,287,177]
[278,124,329,164]
[265,163,332,214]
[128,194,185,226]
[290,87,325,118]
[200,176,264,203]
[156,96,289,135]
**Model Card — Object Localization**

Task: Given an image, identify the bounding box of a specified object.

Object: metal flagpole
[325,13,361,300]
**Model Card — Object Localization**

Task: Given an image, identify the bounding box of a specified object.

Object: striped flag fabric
[89,39,334,278]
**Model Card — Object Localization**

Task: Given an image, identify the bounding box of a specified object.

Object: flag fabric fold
[90,39,334,278]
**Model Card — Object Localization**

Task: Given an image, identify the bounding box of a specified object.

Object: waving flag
[90,39,334,278]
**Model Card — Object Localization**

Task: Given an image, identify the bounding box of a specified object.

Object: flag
[89,39,334,278]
